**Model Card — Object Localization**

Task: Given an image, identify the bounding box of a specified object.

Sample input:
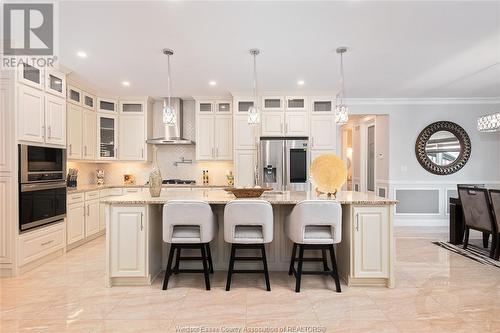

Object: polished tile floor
[1,228,500,332]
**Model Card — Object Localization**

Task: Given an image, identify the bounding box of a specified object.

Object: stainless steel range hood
[146,98,195,145]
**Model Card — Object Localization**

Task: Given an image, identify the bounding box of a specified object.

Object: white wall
[350,101,500,226]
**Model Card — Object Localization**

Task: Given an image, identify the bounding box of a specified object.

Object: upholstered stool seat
[224,200,273,291]
[285,200,342,292]
[162,200,217,290]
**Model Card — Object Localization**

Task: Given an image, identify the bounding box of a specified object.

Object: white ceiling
[59,1,500,99]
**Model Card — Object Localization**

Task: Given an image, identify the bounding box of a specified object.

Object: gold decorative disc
[310,154,348,194]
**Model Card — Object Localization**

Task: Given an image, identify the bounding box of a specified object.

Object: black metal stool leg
[225,244,236,291]
[322,248,329,271]
[206,243,214,274]
[463,227,470,250]
[261,244,271,291]
[288,243,297,276]
[162,244,176,290]
[200,244,211,290]
[173,247,181,274]
[329,244,341,293]
[295,244,304,293]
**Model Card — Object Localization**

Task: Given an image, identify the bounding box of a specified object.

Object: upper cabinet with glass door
[67,85,82,105]
[119,100,145,114]
[311,97,335,114]
[285,96,307,112]
[233,97,254,114]
[98,114,118,160]
[44,69,66,98]
[261,96,284,112]
[196,101,214,113]
[82,92,95,110]
[97,97,118,113]
[18,63,44,89]
[43,69,65,98]
[215,100,232,113]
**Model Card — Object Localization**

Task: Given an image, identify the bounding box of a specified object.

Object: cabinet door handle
[41,240,54,246]
[42,125,46,139]
[311,137,315,147]
[69,144,72,155]
[84,146,87,156]
[280,123,283,133]
[141,148,144,158]
[140,213,143,231]
[216,147,219,159]
[211,147,214,158]
[87,205,90,216]
[114,148,117,158]
[48,126,52,139]
[356,213,359,231]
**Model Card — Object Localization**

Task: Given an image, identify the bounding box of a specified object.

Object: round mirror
[415,121,471,175]
[424,130,461,166]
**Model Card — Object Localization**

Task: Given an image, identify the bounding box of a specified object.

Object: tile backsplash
[68,146,233,186]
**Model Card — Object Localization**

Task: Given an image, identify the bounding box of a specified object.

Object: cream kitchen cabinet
[17,85,45,143]
[195,101,232,161]
[196,115,215,160]
[18,222,65,267]
[234,150,256,187]
[82,92,95,110]
[67,104,83,159]
[286,96,307,112]
[84,199,100,237]
[233,115,258,150]
[353,206,390,279]
[67,202,85,245]
[18,63,44,90]
[67,85,82,105]
[0,79,13,173]
[119,115,146,161]
[18,85,66,146]
[310,115,336,150]
[261,112,308,136]
[98,114,118,160]
[119,101,145,114]
[98,97,118,113]
[110,206,146,277]
[99,188,123,231]
[261,96,284,111]
[233,97,254,114]
[45,69,66,98]
[44,94,66,146]
[311,97,335,114]
[0,177,13,266]
[82,110,97,160]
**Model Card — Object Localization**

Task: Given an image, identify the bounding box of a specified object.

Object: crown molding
[344,97,500,105]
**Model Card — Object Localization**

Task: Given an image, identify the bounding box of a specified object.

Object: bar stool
[162,200,217,290]
[285,200,342,293]
[224,200,273,291]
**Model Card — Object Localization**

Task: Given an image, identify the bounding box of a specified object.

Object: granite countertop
[66,183,227,194]
[100,189,397,205]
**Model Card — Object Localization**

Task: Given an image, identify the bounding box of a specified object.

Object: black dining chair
[488,189,500,260]
[457,186,497,258]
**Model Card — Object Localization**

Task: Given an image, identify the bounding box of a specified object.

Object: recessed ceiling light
[122,81,130,87]
[209,81,217,86]
[297,80,305,86]
[76,51,87,58]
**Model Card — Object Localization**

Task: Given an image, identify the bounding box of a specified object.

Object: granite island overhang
[101,189,397,288]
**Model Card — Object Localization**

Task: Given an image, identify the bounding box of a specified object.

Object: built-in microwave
[19,145,66,183]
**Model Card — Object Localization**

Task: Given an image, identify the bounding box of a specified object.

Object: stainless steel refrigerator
[259,137,309,191]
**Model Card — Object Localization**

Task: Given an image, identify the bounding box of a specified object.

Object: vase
[149,147,162,197]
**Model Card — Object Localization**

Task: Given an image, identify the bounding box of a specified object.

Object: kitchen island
[102,189,397,288]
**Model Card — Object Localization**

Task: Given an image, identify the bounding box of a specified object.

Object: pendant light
[248,48,261,125]
[162,48,176,126]
[477,112,500,132]
[335,47,349,125]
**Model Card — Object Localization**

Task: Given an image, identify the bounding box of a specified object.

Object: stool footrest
[232,269,265,274]
[233,256,263,261]
[173,268,206,273]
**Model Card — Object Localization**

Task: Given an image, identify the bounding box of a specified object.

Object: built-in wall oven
[19,145,67,231]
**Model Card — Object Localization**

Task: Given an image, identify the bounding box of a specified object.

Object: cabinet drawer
[18,223,65,266]
[85,190,99,200]
[67,192,85,204]
[108,188,124,196]
[123,187,142,194]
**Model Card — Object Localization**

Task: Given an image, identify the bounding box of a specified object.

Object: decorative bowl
[224,187,273,198]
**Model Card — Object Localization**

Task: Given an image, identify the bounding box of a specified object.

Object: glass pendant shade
[477,112,500,132]
[163,104,176,126]
[248,106,260,125]
[335,104,349,124]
